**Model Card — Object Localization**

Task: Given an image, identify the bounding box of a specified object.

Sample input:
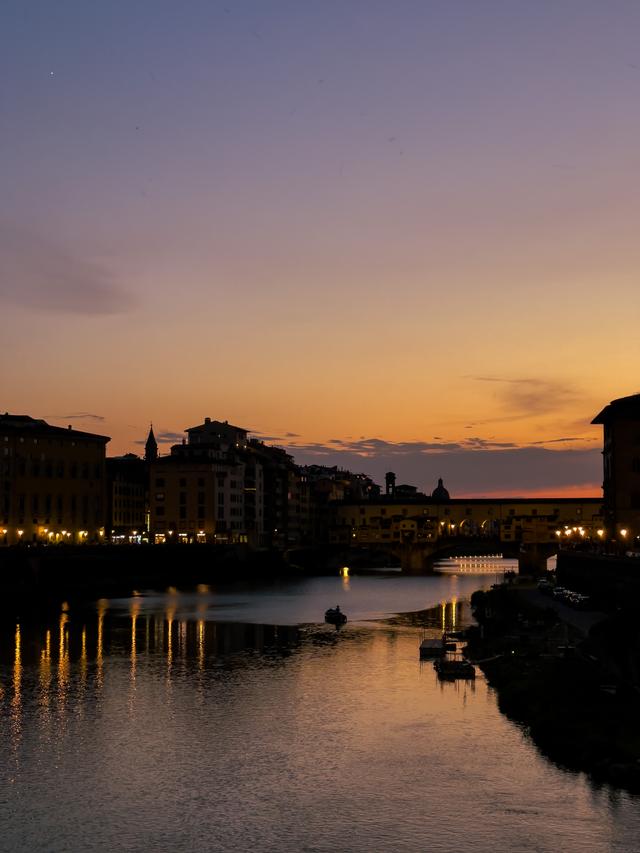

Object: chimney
[205,417,211,424]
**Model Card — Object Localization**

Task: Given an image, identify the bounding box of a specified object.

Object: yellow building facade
[149,455,259,545]
[1,414,109,545]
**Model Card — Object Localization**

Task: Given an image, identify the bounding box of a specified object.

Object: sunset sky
[2,1,639,496]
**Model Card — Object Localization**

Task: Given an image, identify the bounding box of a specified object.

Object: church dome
[431,477,450,501]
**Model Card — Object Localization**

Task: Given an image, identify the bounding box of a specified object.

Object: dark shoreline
[467,584,640,794]
[0,543,328,598]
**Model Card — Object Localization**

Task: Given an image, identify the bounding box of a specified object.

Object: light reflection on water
[1,571,639,853]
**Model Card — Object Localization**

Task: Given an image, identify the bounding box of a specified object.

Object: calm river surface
[1,565,639,852]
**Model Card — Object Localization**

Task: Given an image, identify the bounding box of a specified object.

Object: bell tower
[144,424,158,462]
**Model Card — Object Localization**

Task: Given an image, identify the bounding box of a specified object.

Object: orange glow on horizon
[459,483,602,500]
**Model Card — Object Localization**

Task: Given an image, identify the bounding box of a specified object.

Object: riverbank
[0,543,406,607]
[0,543,295,604]
[467,583,640,792]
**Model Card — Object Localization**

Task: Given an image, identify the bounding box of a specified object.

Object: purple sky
[2,1,639,495]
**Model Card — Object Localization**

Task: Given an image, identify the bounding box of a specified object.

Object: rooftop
[592,393,640,424]
[0,413,110,443]
[186,418,248,434]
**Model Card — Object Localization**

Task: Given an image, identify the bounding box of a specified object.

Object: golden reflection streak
[96,598,108,688]
[11,624,22,751]
[197,619,205,670]
[451,596,458,630]
[441,602,446,633]
[37,628,52,731]
[129,598,141,715]
[80,626,87,685]
[166,603,176,671]
[7,623,23,771]
[39,629,52,718]
[130,598,140,677]
[57,612,70,705]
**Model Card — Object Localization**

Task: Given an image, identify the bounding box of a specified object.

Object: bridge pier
[517,543,557,575]
[397,543,435,572]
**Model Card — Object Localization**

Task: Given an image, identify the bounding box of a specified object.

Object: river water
[1,564,639,852]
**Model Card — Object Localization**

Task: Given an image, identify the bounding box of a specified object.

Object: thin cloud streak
[0,223,134,316]
[46,412,105,422]
[466,376,587,425]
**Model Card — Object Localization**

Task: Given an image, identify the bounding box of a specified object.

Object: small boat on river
[325,607,347,626]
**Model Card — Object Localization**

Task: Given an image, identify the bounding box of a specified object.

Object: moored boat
[325,607,347,626]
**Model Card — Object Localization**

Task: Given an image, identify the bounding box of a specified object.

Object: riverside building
[149,418,264,545]
[592,393,640,543]
[0,413,110,545]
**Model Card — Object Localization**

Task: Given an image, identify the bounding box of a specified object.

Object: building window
[179,478,186,487]
[156,506,165,516]
[156,478,165,487]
